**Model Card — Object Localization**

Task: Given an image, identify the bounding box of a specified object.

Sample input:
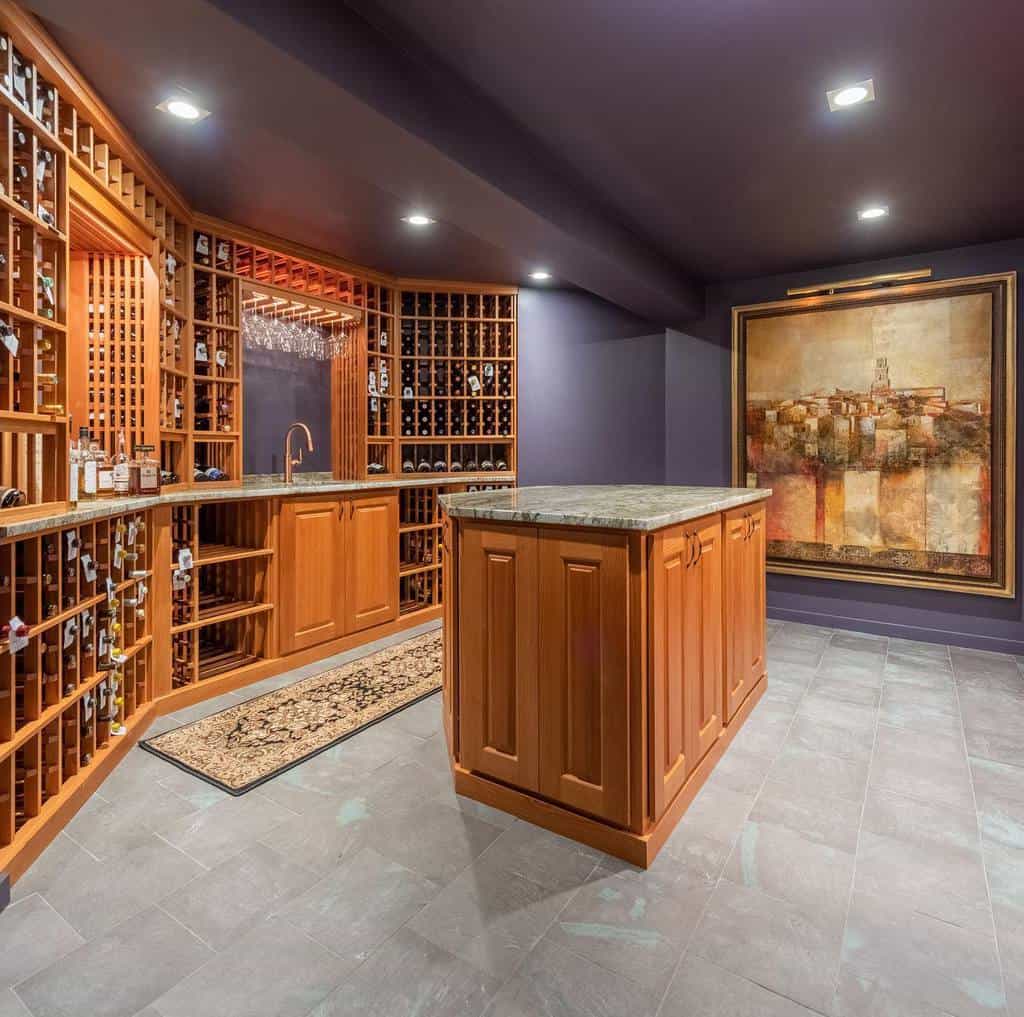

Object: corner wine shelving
[0,508,154,864]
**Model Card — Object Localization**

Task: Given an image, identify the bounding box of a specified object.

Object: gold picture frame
[732,271,1016,597]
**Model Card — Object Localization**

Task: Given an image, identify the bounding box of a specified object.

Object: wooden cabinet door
[649,515,723,819]
[279,498,345,655]
[458,523,540,790]
[343,493,399,635]
[723,504,767,721]
[538,530,631,827]
[441,511,457,760]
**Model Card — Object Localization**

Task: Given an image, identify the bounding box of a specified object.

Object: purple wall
[665,237,1024,654]
[517,288,665,486]
[243,346,333,475]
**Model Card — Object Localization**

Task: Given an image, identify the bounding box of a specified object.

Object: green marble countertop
[439,484,770,531]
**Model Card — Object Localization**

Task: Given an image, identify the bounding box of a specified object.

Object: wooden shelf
[196,543,273,566]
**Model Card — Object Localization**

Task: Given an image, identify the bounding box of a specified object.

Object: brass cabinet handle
[684,532,695,567]
[694,536,703,566]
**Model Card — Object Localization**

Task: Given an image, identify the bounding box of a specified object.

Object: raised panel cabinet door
[538,530,631,828]
[279,498,345,655]
[458,523,540,790]
[344,493,399,634]
[649,526,693,819]
[723,504,766,720]
[690,516,724,760]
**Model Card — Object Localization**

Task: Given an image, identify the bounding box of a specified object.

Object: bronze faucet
[284,422,314,483]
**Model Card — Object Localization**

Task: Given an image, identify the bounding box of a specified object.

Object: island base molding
[454,674,765,867]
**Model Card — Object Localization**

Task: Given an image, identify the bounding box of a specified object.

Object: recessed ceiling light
[157,96,211,121]
[402,214,435,226]
[529,270,552,281]
[857,205,889,221]
[826,78,875,111]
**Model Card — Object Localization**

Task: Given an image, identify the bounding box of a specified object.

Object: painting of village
[740,288,1001,587]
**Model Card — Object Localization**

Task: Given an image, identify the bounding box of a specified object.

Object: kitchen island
[438,484,771,867]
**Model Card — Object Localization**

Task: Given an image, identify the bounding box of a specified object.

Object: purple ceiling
[28,0,1024,325]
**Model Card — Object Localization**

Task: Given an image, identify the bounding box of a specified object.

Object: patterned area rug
[142,631,442,794]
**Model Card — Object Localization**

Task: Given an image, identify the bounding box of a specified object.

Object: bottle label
[98,467,114,493]
[69,461,79,504]
[83,460,98,495]
[113,463,131,494]
[140,464,159,492]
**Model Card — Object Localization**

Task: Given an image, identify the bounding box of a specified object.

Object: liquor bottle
[91,439,115,498]
[134,445,160,494]
[79,427,98,501]
[113,428,131,495]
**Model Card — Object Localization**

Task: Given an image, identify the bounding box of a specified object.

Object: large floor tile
[869,724,974,811]
[254,756,365,815]
[367,799,504,883]
[748,777,861,853]
[662,953,820,1016]
[8,834,93,904]
[805,677,882,709]
[705,742,776,795]
[386,692,443,739]
[62,793,176,861]
[310,927,501,1017]
[407,846,584,980]
[41,833,204,940]
[475,822,603,894]
[151,916,345,1017]
[159,790,295,868]
[485,937,660,1017]
[14,907,212,1017]
[690,877,845,1013]
[767,744,869,802]
[783,713,876,762]
[0,895,83,988]
[970,757,1024,848]
[0,990,30,1017]
[661,786,756,883]
[280,847,440,963]
[841,890,1006,1017]
[831,966,966,1017]
[725,820,855,926]
[879,681,962,736]
[258,793,377,875]
[543,861,712,996]
[160,842,320,951]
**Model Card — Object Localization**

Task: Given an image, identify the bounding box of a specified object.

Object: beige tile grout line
[652,620,835,1017]
[951,645,1012,1014]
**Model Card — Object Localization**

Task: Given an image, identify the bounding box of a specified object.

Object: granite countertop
[0,471,515,539]
[439,484,771,531]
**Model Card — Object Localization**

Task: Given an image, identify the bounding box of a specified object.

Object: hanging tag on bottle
[370,397,378,413]
[195,341,208,363]
[483,363,495,379]
[178,547,193,571]
[127,520,138,546]
[113,540,125,571]
[137,581,148,605]
[80,554,97,583]
[63,617,77,649]
[0,324,18,358]
[368,370,378,397]
[98,628,109,658]
[215,349,228,368]
[380,330,388,349]
[106,576,116,603]
[172,568,189,591]
[65,530,79,561]
[8,616,29,653]
[468,374,481,394]
[403,386,413,399]
[81,610,92,636]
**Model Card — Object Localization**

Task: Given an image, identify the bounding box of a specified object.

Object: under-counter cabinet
[279,492,398,655]
[441,486,770,867]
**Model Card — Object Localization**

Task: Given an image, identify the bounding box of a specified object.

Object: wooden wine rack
[0,508,154,867]
[68,252,158,455]
[398,481,514,615]
[191,226,241,483]
[0,26,69,511]
[169,499,274,689]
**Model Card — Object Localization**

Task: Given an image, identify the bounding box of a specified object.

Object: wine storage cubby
[0,508,153,857]
[158,213,191,488]
[168,499,273,690]
[191,226,240,482]
[398,481,513,616]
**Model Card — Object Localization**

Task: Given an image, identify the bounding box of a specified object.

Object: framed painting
[732,271,1016,596]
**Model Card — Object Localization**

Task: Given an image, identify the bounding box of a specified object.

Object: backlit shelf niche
[0,509,153,864]
[169,499,273,689]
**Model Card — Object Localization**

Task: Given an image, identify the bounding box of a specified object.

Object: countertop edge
[0,473,516,539]
[439,486,771,531]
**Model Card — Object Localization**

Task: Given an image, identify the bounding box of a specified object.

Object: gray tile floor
[2,619,1023,1017]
